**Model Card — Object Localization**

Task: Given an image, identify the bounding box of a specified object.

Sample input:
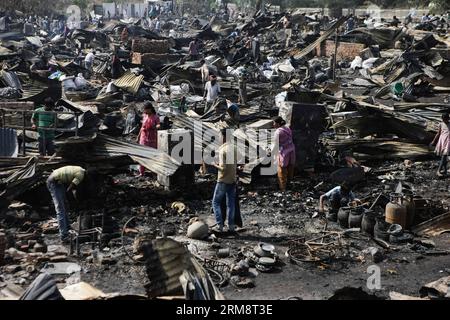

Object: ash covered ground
[2,158,448,300]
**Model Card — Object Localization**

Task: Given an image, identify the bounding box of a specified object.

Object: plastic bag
[350,56,363,70]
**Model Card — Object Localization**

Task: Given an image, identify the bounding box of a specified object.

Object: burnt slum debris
[1,3,450,300]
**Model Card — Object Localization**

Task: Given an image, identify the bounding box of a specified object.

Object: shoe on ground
[211,225,224,233]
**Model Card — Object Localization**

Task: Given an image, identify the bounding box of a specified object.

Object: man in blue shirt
[226,99,240,127]
[346,14,355,32]
[319,182,359,214]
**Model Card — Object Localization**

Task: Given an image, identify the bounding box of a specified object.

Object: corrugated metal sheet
[113,71,144,94]
[0,157,41,209]
[26,36,43,48]
[93,134,181,176]
[171,114,264,184]
[138,238,224,300]
[20,85,47,100]
[1,70,22,90]
[93,60,108,74]
[0,128,18,157]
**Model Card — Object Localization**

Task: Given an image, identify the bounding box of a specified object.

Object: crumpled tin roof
[113,71,144,94]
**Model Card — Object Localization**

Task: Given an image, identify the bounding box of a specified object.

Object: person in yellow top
[46,166,86,243]
[211,129,238,233]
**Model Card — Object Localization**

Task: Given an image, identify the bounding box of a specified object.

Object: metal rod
[3,125,79,133]
[75,114,79,137]
[22,110,26,156]
[333,30,338,81]
[0,108,78,115]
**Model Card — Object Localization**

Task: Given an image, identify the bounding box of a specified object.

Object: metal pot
[217,248,230,258]
[374,218,390,241]
[254,243,275,258]
[403,191,416,230]
[361,210,377,236]
[337,207,350,228]
[348,207,364,228]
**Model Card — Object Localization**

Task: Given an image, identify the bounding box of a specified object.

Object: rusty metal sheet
[412,212,450,237]
[113,71,144,94]
[0,128,18,157]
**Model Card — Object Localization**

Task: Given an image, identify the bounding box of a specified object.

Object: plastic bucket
[393,82,404,95]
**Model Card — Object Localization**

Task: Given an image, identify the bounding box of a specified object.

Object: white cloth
[350,56,363,70]
[204,81,221,102]
[74,74,88,88]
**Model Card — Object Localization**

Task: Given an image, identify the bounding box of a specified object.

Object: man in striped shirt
[31,97,56,156]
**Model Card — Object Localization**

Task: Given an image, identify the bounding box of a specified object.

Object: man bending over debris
[226,99,240,128]
[319,182,360,214]
[31,97,56,156]
[212,129,238,233]
[47,166,86,243]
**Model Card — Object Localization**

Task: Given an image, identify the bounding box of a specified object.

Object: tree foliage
[73,0,89,10]
[0,0,70,15]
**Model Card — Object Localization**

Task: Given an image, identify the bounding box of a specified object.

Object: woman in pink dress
[431,113,450,177]
[272,116,296,191]
[137,102,160,176]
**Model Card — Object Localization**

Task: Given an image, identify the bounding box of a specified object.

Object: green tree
[73,0,89,10]
[430,0,450,11]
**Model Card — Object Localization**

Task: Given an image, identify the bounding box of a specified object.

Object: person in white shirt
[155,18,161,33]
[203,74,221,113]
[84,50,96,72]
[149,18,155,30]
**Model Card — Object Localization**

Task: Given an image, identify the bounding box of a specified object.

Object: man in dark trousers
[211,129,238,233]
[47,166,87,243]
[31,97,56,156]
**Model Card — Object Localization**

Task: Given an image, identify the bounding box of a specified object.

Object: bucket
[393,82,404,96]
[348,208,364,228]
[217,248,230,258]
[337,207,350,228]
[361,210,377,236]
[374,218,391,241]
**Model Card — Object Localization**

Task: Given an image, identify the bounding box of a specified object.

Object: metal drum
[385,193,407,228]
